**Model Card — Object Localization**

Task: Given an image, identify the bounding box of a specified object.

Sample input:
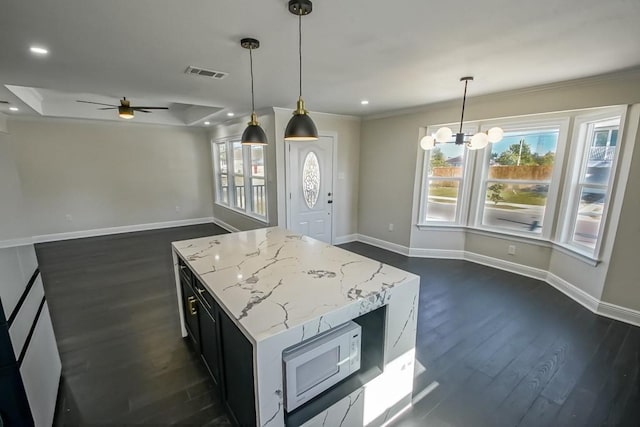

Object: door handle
[197,287,212,308]
[187,296,197,315]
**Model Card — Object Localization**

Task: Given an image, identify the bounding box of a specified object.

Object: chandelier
[421,77,503,150]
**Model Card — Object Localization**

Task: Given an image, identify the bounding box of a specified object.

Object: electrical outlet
[388,223,394,232]
[508,245,516,255]
[175,205,181,213]
[65,214,73,222]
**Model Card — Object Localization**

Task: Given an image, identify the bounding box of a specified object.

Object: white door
[286,137,334,243]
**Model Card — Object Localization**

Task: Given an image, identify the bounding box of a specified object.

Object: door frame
[285,132,337,244]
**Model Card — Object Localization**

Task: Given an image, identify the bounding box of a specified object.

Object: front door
[286,137,334,243]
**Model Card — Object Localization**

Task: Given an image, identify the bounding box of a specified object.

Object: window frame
[472,117,569,240]
[417,123,477,226]
[212,137,268,223]
[556,107,627,259]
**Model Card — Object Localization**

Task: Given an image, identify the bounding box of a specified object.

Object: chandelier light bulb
[469,132,489,150]
[420,135,436,150]
[487,127,504,143]
[435,127,453,143]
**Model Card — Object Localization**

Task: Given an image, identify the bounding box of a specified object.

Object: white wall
[8,118,213,238]
[0,129,31,242]
[359,69,640,312]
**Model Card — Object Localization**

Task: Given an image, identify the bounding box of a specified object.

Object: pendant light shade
[242,114,268,146]
[285,0,318,141]
[241,38,268,146]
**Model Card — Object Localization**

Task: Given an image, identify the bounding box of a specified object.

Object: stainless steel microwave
[282,321,362,412]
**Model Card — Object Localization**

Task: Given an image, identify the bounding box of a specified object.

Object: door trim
[285,132,337,244]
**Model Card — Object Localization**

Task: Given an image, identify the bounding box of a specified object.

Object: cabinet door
[219,310,256,427]
[181,282,200,351]
[198,303,221,386]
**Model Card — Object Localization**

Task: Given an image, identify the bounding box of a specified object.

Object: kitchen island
[172,227,420,427]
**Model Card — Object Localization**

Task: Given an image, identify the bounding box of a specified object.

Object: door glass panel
[302,152,320,209]
[296,347,340,396]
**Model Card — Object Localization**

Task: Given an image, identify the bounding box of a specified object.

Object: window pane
[234,175,245,209]
[250,146,265,177]
[218,144,227,174]
[251,177,266,217]
[584,127,617,185]
[488,130,559,181]
[232,142,243,175]
[428,145,464,178]
[482,183,548,233]
[426,180,459,222]
[220,174,228,204]
[571,187,606,249]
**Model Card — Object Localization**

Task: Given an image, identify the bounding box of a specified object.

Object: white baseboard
[597,301,640,328]
[409,247,465,259]
[212,218,240,233]
[32,217,215,243]
[356,234,410,256]
[545,273,600,312]
[465,252,547,281]
[334,234,358,245]
[352,234,640,328]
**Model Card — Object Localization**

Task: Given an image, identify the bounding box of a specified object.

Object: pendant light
[241,38,268,145]
[284,0,318,141]
[420,77,504,150]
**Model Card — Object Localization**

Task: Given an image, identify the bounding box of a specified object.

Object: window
[213,139,267,221]
[563,114,622,255]
[418,125,474,224]
[478,125,561,236]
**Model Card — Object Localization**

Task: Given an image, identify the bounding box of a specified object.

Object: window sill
[552,243,600,267]
[214,202,268,225]
[415,223,465,232]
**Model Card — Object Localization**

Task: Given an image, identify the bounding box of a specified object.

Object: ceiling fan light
[487,127,504,143]
[420,135,436,150]
[118,106,134,119]
[468,132,489,150]
[435,127,453,143]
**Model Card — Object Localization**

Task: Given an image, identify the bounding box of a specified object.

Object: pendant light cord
[249,47,255,112]
[298,13,303,98]
[459,79,468,134]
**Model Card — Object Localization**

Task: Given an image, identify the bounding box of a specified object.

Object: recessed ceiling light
[227,112,235,117]
[204,121,210,125]
[9,107,19,111]
[361,100,369,105]
[29,46,49,55]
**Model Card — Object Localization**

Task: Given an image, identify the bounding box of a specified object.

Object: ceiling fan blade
[97,107,117,110]
[131,106,169,110]
[76,100,117,107]
[136,109,152,113]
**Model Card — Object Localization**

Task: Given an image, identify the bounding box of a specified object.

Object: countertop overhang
[172,227,419,343]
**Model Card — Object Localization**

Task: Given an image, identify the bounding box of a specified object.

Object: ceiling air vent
[185,66,228,80]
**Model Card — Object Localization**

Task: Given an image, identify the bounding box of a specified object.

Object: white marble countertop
[172,227,418,343]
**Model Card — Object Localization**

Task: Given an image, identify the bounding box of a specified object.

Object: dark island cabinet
[179,262,256,427]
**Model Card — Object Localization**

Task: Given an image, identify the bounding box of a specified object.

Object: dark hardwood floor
[37,226,639,426]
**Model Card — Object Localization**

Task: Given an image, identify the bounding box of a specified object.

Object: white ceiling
[1,0,639,126]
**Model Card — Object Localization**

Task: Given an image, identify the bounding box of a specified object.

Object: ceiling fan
[76,97,168,119]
